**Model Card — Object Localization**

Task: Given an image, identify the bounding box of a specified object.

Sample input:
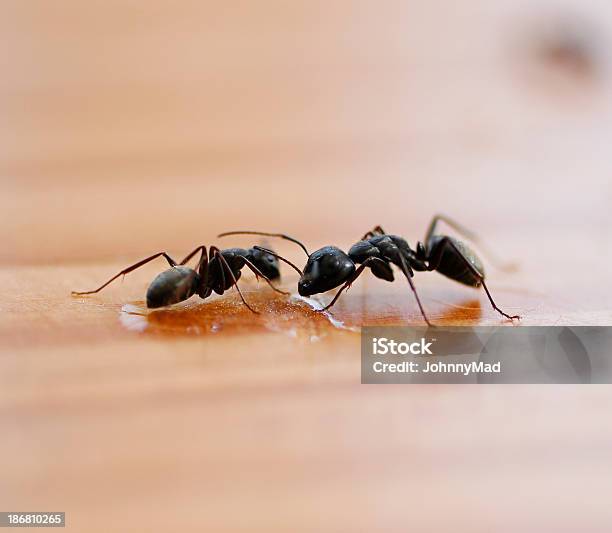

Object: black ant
[219,215,521,326]
[72,245,287,312]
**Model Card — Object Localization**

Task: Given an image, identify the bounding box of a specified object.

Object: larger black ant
[219,215,521,326]
[72,244,287,312]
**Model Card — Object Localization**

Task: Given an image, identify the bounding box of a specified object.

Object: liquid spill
[119,285,487,339]
[290,295,358,332]
[119,290,357,340]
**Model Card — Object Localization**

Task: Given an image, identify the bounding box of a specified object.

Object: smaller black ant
[219,215,521,326]
[72,245,287,312]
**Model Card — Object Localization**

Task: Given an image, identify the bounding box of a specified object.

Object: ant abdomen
[146,267,200,308]
[428,236,484,287]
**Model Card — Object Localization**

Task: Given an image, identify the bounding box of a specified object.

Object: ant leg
[424,214,516,272]
[424,214,477,245]
[322,258,385,310]
[179,245,207,266]
[360,225,386,240]
[394,253,433,327]
[322,257,401,312]
[481,280,521,321]
[427,237,521,321]
[192,247,209,297]
[72,252,177,295]
[178,245,210,293]
[195,247,208,277]
[370,239,433,326]
[210,247,259,314]
[215,250,227,291]
[241,258,290,295]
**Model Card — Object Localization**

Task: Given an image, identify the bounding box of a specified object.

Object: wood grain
[2,1,612,531]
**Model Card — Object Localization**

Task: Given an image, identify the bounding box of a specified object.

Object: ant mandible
[219,215,521,326]
[72,244,287,312]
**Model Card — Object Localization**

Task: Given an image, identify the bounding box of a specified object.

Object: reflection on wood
[2,1,612,531]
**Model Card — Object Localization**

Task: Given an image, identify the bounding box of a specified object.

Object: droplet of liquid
[117,291,356,339]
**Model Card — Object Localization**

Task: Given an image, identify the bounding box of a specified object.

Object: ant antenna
[253,246,304,277]
[218,230,310,257]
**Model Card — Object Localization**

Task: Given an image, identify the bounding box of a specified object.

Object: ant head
[146,266,200,308]
[218,230,311,286]
[298,246,355,297]
[246,246,281,280]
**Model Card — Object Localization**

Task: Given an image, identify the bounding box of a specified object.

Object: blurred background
[2,0,611,265]
[2,2,612,532]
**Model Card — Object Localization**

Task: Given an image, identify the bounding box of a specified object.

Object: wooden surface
[2,1,612,531]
